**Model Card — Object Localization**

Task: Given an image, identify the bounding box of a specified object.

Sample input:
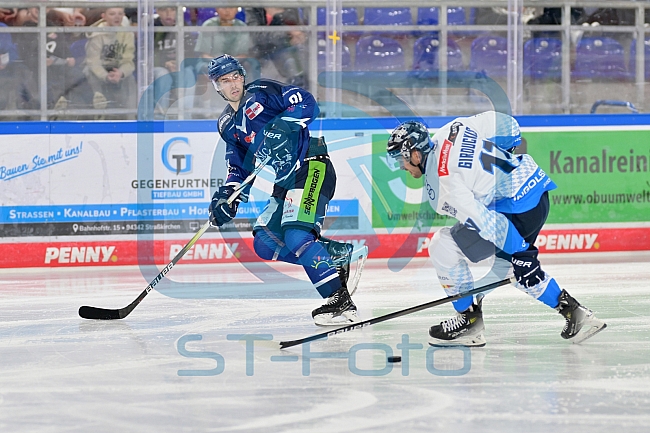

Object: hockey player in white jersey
[387,111,606,347]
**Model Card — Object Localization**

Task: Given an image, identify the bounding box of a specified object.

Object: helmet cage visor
[387,145,411,170]
[387,130,422,169]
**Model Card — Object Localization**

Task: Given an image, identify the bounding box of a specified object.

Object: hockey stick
[279,277,516,349]
[78,155,271,320]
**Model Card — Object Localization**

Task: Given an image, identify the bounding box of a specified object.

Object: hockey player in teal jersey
[387,111,606,346]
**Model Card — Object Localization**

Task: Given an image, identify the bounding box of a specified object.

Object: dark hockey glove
[261,118,299,180]
[262,118,298,154]
[511,249,546,288]
[209,185,242,227]
[450,222,496,263]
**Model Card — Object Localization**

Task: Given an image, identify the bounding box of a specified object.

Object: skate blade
[313,310,361,327]
[429,333,486,348]
[571,317,607,344]
[348,245,368,296]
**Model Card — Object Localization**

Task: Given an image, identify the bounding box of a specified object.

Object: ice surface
[1,253,649,432]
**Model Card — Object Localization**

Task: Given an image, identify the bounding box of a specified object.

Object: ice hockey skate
[312,286,359,326]
[321,237,368,296]
[556,290,607,344]
[429,295,486,347]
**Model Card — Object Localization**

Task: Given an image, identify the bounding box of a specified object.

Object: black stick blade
[279,278,515,349]
[79,306,123,320]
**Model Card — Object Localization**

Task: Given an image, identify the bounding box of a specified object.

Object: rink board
[2,115,650,268]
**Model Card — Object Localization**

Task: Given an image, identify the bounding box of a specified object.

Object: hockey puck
[387,356,401,363]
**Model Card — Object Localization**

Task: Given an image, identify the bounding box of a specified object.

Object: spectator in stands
[124,8,138,25]
[0,22,19,111]
[528,8,585,38]
[0,8,14,25]
[576,8,635,65]
[45,9,92,111]
[5,7,39,27]
[7,8,40,111]
[50,7,87,26]
[578,8,633,26]
[192,8,253,115]
[83,7,136,119]
[153,6,197,118]
[82,8,106,27]
[471,7,538,39]
[246,7,306,86]
[195,7,255,78]
[0,23,15,68]
[195,8,250,60]
[9,7,39,69]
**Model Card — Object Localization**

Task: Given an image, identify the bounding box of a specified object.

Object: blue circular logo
[426,182,436,200]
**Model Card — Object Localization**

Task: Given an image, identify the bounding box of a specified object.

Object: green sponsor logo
[525,130,650,223]
[371,134,449,229]
[298,160,326,223]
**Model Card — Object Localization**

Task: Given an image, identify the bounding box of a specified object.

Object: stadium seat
[317,7,359,26]
[628,37,650,80]
[573,36,630,80]
[341,7,359,27]
[524,37,562,80]
[468,8,478,25]
[417,7,467,26]
[235,8,246,23]
[470,35,508,77]
[363,8,412,26]
[317,7,360,38]
[317,7,326,25]
[417,7,439,26]
[416,7,469,38]
[363,7,413,39]
[317,38,352,71]
[413,36,464,71]
[196,8,216,26]
[447,7,467,25]
[355,35,404,71]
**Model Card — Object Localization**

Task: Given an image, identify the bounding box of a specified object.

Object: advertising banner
[0,131,362,241]
[2,226,648,268]
[2,118,650,268]
[525,130,650,223]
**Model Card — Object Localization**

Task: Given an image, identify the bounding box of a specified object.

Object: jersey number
[288,92,303,105]
[479,140,516,174]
